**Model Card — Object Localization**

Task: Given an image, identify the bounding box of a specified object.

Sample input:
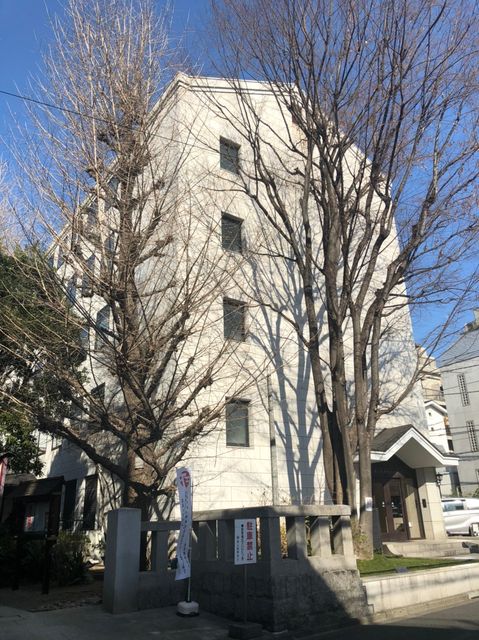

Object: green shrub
[52,531,90,586]
[0,529,90,586]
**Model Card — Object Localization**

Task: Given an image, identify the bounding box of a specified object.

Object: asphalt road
[317,599,479,640]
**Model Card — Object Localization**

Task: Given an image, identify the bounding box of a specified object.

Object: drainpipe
[267,374,279,505]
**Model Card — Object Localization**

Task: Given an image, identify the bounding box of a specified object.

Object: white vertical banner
[234,518,257,565]
[175,467,192,581]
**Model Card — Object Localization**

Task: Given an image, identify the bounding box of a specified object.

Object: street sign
[234,518,257,565]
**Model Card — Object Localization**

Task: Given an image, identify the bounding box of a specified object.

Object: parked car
[442,498,479,536]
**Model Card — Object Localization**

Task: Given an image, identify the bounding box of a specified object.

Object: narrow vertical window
[95,305,110,349]
[226,399,250,446]
[85,199,98,231]
[105,177,119,210]
[467,420,478,452]
[220,137,240,174]
[103,233,116,272]
[82,255,95,297]
[222,213,243,253]
[90,383,105,426]
[62,479,77,531]
[57,244,64,269]
[80,327,89,352]
[82,475,98,531]
[223,298,246,341]
[458,373,470,406]
[66,278,76,305]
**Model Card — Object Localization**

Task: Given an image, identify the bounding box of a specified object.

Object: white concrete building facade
[29,75,455,546]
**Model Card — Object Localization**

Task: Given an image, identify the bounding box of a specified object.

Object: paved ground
[1,597,479,640]
[0,603,232,640]
[316,599,479,640]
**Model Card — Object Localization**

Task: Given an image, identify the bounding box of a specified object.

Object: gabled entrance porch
[369,425,459,544]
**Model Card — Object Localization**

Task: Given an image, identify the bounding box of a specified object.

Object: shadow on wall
[249,250,325,505]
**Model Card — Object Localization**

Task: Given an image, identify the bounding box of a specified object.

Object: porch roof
[370,425,458,469]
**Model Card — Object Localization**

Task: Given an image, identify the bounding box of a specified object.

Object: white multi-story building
[439,310,479,495]
[9,75,456,547]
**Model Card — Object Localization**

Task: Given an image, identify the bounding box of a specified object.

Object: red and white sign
[234,518,257,565]
[175,467,192,581]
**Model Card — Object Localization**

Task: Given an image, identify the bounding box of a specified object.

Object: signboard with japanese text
[175,467,192,581]
[234,518,257,565]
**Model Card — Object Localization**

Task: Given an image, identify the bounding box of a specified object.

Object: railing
[103,504,366,629]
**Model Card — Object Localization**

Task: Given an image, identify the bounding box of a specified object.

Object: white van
[442,498,479,536]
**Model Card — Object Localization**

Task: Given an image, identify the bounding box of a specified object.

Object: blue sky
[0,1,475,348]
[0,1,210,139]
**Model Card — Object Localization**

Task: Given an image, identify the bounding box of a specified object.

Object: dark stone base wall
[192,564,369,632]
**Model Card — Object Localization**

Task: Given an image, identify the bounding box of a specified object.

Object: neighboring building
[417,347,459,496]
[10,74,456,547]
[439,310,479,495]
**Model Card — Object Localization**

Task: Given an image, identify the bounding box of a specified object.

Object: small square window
[224,298,246,341]
[220,138,240,174]
[222,213,243,253]
[226,399,249,446]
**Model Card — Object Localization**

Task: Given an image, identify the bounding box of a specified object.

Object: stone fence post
[103,508,141,613]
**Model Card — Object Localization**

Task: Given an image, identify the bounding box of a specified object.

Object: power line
[0,86,215,155]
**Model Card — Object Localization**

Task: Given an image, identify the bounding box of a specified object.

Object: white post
[103,508,141,613]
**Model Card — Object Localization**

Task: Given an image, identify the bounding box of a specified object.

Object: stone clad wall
[104,505,369,632]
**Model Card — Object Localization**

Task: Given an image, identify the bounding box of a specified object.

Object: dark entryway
[372,457,424,542]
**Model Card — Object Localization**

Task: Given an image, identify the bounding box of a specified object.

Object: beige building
[12,75,456,547]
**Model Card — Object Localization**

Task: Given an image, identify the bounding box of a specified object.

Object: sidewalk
[0,603,233,640]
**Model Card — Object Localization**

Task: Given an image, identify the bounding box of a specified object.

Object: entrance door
[384,478,408,541]
[373,477,409,541]
[372,457,425,542]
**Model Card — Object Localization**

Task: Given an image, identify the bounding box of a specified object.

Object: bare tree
[210,0,479,554]
[2,0,254,518]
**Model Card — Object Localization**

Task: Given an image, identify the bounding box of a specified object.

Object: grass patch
[357,553,478,576]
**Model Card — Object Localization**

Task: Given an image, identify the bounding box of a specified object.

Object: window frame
[466,419,478,452]
[66,277,76,305]
[220,137,240,174]
[82,255,95,297]
[82,474,98,531]
[223,297,246,342]
[95,305,110,350]
[225,398,250,447]
[458,373,470,406]
[221,212,243,254]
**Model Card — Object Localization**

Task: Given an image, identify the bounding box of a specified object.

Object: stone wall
[104,505,369,633]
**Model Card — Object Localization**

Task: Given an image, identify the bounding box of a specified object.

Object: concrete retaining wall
[363,562,479,615]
